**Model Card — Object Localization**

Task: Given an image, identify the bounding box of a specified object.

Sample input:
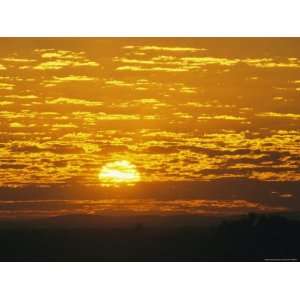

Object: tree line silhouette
[0,213,299,261]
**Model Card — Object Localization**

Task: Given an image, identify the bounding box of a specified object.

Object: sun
[98,160,141,186]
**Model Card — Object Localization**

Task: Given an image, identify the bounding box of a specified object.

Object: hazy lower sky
[0,38,299,218]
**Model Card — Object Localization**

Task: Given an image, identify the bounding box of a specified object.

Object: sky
[0,38,299,219]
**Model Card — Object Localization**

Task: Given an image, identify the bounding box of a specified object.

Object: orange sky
[0,38,299,218]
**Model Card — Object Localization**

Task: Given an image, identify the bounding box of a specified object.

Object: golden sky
[0,38,299,218]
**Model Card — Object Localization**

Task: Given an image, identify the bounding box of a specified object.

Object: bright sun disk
[98,160,140,186]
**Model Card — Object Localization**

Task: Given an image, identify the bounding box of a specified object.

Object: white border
[0,1,299,299]
[0,0,300,36]
[0,262,298,300]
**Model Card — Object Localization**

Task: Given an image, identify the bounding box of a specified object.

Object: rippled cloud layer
[0,38,299,218]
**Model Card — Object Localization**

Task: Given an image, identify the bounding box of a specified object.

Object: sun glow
[98,160,141,186]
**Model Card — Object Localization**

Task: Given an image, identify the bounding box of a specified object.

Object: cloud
[1,40,300,203]
[9,122,24,128]
[0,101,13,106]
[46,97,103,107]
[10,144,45,153]
[2,57,36,63]
[96,113,141,120]
[116,66,188,72]
[244,57,300,68]
[181,56,240,66]
[33,49,99,70]
[256,112,300,120]
[223,151,290,165]
[34,60,99,70]
[115,49,300,74]
[144,146,178,154]
[97,145,130,154]
[105,80,135,87]
[49,144,85,154]
[123,45,206,52]
[0,164,27,169]
[4,94,38,99]
[41,75,98,87]
[198,114,246,121]
[0,82,14,90]
[10,143,85,154]
[0,179,298,208]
